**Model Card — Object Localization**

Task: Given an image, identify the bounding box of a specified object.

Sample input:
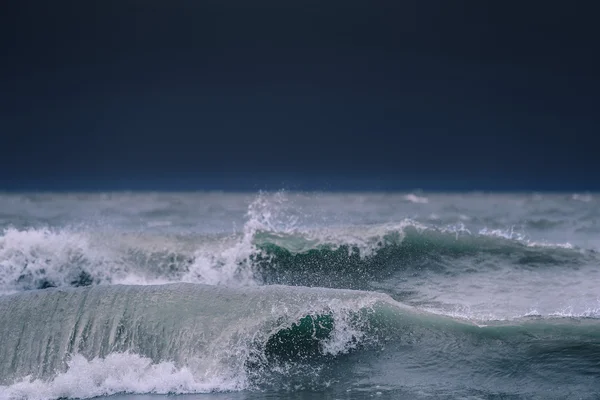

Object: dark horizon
[2,181,598,194]
[1,1,598,191]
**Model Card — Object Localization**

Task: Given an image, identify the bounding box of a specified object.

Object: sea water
[0,191,599,399]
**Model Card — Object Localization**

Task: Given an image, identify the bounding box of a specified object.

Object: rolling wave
[0,283,396,397]
[250,224,588,289]
[0,283,598,399]
[0,220,592,294]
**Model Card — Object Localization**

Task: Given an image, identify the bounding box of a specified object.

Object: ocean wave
[0,220,591,294]
[0,193,593,296]
[0,283,396,399]
[0,227,111,293]
[423,305,600,324]
[249,224,587,289]
[403,193,429,204]
[0,227,203,294]
[1,283,599,399]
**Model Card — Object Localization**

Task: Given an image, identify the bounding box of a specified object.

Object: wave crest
[0,193,592,295]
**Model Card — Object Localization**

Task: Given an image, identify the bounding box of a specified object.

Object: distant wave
[0,223,588,295]
[249,224,585,289]
[0,213,590,294]
[572,193,593,202]
[403,193,428,204]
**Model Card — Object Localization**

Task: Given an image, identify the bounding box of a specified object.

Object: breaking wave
[0,192,592,294]
[1,283,599,400]
[0,283,396,398]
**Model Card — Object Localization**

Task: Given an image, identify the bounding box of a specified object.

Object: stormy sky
[1,1,598,191]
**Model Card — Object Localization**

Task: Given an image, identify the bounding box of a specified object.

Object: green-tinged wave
[264,314,335,362]
[250,226,591,289]
[1,224,593,293]
[0,283,395,388]
[0,283,599,399]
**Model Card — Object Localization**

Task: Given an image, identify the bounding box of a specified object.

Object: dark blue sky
[1,1,598,191]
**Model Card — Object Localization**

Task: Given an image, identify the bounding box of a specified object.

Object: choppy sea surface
[1,191,599,400]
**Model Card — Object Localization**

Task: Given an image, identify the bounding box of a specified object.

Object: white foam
[183,235,257,286]
[422,300,600,323]
[478,226,527,241]
[0,227,108,294]
[442,222,472,238]
[180,192,287,286]
[546,305,600,319]
[526,241,574,249]
[321,308,365,356]
[403,194,429,204]
[181,193,430,285]
[0,353,243,400]
[478,226,574,249]
[0,227,193,293]
[298,220,424,257]
[518,305,600,320]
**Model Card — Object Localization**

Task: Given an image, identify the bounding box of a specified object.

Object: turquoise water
[1,192,599,399]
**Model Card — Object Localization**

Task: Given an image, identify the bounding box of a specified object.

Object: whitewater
[0,191,599,399]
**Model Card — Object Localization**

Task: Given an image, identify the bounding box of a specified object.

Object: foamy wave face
[0,283,392,399]
[0,228,110,294]
[171,193,417,286]
[0,225,262,293]
[0,227,196,293]
[0,353,241,400]
[183,237,257,286]
[179,192,293,286]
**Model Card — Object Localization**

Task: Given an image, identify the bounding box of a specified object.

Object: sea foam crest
[478,226,573,249]
[0,227,108,294]
[0,227,186,293]
[182,192,297,285]
[179,192,421,285]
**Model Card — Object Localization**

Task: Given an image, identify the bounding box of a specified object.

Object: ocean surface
[0,191,599,400]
